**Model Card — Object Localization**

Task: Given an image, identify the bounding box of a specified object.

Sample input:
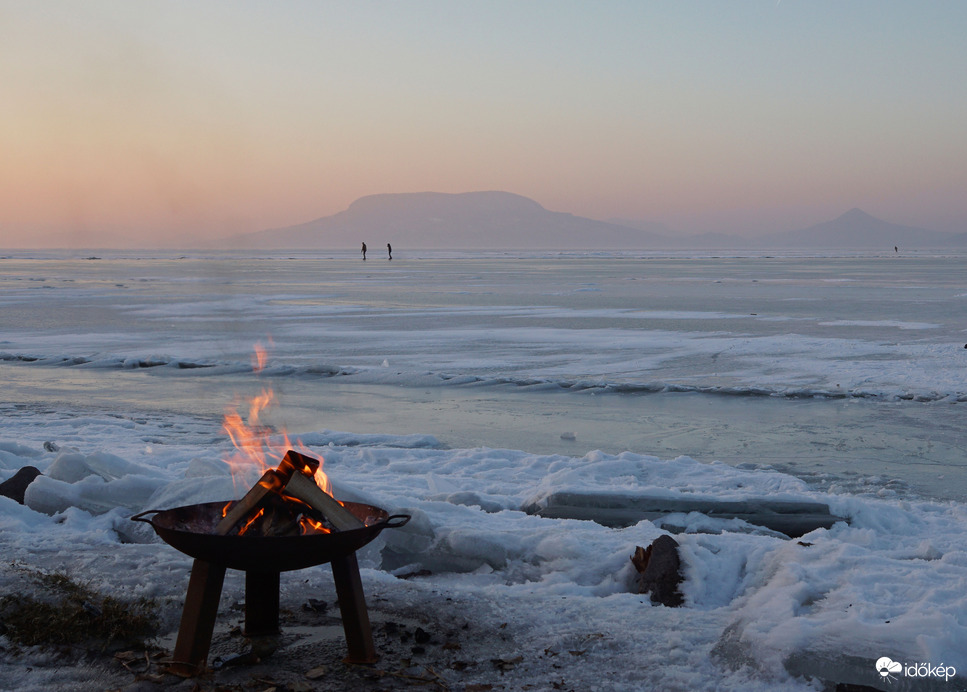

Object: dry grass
[0,570,158,652]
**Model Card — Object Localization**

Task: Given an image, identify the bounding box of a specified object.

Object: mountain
[604,217,672,237]
[605,217,751,248]
[758,208,966,249]
[232,194,966,251]
[235,191,672,249]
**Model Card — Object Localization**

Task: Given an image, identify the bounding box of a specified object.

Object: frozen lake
[3,249,966,501]
[4,248,967,690]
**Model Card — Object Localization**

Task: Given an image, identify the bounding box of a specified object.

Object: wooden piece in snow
[631,535,684,607]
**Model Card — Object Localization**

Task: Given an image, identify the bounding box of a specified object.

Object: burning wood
[279,450,364,532]
[214,467,295,536]
[213,449,363,538]
[214,343,366,537]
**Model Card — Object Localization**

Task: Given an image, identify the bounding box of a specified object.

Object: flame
[312,466,332,496]
[222,343,332,499]
[238,507,265,536]
[252,338,273,374]
[222,388,279,481]
[300,516,332,535]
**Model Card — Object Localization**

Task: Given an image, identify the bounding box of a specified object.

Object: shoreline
[4,364,965,503]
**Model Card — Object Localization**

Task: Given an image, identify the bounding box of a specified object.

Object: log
[279,450,364,532]
[631,535,684,607]
[277,449,320,478]
[214,467,295,536]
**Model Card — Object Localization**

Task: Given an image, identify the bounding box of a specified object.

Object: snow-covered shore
[2,408,966,690]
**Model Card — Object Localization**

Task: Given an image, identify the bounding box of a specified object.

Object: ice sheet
[2,252,966,402]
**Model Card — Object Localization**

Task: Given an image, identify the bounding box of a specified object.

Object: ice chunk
[380,506,436,570]
[523,490,845,537]
[24,474,164,515]
[145,475,237,510]
[47,449,164,483]
[0,441,43,460]
[443,529,509,569]
[185,457,232,478]
[83,451,165,480]
[46,450,95,482]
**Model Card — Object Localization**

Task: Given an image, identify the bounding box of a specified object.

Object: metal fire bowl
[132,501,410,572]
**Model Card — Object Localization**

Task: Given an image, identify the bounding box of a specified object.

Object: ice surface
[3,250,967,689]
[2,252,967,402]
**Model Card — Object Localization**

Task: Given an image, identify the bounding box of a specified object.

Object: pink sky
[2,2,965,248]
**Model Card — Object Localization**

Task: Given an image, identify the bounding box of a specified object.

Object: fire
[222,344,333,501]
[302,516,329,533]
[251,338,273,374]
[208,347,361,539]
[238,507,265,535]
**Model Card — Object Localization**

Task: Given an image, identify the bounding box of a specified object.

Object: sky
[1,1,966,248]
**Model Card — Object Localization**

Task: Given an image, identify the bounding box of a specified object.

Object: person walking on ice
[387,243,392,260]
[361,242,367,260]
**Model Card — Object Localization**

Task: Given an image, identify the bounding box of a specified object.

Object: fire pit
[136,500,407,572]
[133,450,410,676]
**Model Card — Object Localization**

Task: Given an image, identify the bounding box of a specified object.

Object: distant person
[361,242,367,260]
[387,243,392,260]
[895,246,898,254]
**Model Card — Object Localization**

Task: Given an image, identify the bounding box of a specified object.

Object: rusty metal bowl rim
[132,501,410,572]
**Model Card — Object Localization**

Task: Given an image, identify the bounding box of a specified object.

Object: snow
[2,412,966,689]
[2,250,967,690]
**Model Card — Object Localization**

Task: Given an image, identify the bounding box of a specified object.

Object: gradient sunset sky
[2,1,965,248]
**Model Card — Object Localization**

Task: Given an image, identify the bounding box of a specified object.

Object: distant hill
[236,191,671,249]
[604,218,751,249]
[758,208,967,249]
[604,217,672,237]
[231,194,966,251]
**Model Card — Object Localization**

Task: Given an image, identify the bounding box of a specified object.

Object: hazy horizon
[2,2,966,249]
[0,192,954,252]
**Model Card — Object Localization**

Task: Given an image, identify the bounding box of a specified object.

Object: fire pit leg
[170,559,227,677]
[330,553,377,664]
[244,571,281,637]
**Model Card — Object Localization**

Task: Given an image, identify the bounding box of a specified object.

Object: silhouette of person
[387,243,392,260]
[895,246,898,254]
[361,242,367,260]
